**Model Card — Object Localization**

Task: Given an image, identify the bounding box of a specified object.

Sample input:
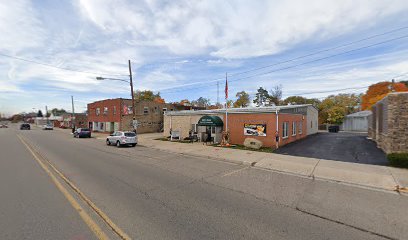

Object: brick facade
[87,98,176,133]
[368,92,408,153]
[164,106,312,148]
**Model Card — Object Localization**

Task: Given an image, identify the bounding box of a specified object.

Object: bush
[387,153,408,168]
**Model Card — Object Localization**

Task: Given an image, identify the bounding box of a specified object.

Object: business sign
[244,123,267,136]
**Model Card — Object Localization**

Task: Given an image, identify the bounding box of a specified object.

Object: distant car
[74,128,91,138]
[106,131,137,147]
[42,124,54,130]
[0,124,8,128]
[20,123,30,130]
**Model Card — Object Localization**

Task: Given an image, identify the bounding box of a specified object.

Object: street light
[96,60,136,131]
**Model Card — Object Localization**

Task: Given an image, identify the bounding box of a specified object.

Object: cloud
[77,0,408,59]
[0,0,46,53]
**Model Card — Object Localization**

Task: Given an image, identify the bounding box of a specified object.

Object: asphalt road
[1,125,407,239]
[275,132,388,165]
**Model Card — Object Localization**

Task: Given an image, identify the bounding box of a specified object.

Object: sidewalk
[137,133,408,194]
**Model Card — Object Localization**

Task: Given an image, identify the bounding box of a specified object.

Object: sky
[1,0,408,115]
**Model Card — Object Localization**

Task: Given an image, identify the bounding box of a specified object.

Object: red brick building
[87,98,177,133]
[164,105,318,148]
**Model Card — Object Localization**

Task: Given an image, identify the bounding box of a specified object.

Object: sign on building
[244,123,267,136]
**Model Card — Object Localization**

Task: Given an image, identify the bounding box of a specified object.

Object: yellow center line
[18,135,131,240]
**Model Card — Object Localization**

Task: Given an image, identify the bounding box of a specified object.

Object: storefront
[164,105,317,148]
[197,115,223,143]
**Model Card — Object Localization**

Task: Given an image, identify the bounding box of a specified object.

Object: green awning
[197,115,223,126]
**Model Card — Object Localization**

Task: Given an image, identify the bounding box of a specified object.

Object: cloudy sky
[1,0,408,115]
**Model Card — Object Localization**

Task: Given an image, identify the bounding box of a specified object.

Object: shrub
[387,153,408,168]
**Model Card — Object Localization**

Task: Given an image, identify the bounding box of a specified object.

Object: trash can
[328,125,339,133]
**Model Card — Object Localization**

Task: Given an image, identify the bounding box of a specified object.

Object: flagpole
[225,72,228,134]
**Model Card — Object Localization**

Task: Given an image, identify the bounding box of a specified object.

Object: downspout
[276,107,279,133]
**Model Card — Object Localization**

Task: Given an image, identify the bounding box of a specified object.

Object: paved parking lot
[275,132,388,165]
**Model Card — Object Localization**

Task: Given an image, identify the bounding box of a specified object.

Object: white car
[42,124,54,130]
[106,131,137,147]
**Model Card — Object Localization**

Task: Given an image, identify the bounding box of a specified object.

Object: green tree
[233,91,250,108]
[51,108,67,116]
[37,110,43,117]
[192,97,211,108]
[283,96,321,106]
[253,87,269,107]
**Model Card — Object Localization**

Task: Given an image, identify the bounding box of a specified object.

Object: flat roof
[165,104,314,116]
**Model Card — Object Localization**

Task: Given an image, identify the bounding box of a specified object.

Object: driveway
[275,132,388,165]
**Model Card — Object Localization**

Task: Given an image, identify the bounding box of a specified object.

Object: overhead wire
[159,26,408,93]
[161,34,408,95]
[0,52,128,77]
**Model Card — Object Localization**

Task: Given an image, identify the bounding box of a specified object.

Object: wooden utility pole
[128,60,136,131]
[71,95,75,133]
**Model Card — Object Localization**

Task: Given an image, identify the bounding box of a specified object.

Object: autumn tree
[318,93,360,124]
[178,99,191,106]
[233,91,250,108]
[134,90,164,102]
[361,81,408,110]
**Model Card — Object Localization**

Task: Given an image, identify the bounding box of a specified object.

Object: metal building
[340,111,372,132]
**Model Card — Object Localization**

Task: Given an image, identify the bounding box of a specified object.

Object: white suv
[106,131,137,147]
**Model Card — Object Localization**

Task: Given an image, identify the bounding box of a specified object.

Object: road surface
[275,132,387,165]
[0,125,406,239]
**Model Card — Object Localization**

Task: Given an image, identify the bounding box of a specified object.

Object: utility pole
[128,60,136,132]
[45,105,48,124]
[71,96,75,133]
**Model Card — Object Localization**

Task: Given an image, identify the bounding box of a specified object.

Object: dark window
[125,132,136,137]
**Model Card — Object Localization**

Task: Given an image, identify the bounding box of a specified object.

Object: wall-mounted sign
[244,123,267,136]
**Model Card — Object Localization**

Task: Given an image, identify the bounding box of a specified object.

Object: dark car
[73,128,91,138]
[20,123,30,130]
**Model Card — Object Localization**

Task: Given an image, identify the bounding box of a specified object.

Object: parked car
[106,131,137,147]
[42,124,54,130]
[73,128,91,138]
[20,123,30,130]
[0,124,8,128]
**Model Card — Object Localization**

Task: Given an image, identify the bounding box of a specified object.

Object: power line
[161,34,408,95]
[230,34,408,83]
[159,26,408,92]
[228,26,408,78]
[0,52,127,76]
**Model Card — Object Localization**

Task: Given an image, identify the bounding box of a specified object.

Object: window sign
[244,123,267,136]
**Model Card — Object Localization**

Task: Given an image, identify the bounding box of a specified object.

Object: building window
[299,121,303,134]
[292,122,296,136]
[96,108,100,116]
[103,107,108,115]
[282,122,288,138]
[144,107,149,115]
[163,108,167,114]
[113,106,116,115]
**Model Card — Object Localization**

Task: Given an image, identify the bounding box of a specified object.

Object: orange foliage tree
[361,81,408,110]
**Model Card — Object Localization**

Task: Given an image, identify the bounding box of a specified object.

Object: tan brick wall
[370,92,408,154]
[164,114,224,139]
